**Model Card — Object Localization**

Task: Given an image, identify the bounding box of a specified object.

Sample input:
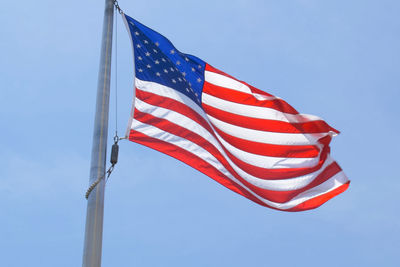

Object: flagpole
[82,0,114,266]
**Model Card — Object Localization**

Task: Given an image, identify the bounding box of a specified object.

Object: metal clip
[113,0,123,14]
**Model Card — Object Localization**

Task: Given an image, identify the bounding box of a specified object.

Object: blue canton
[124,15,206,106]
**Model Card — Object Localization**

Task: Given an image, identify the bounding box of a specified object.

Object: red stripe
[204,64,340,134]
[131,73,348,210]
[129,129,348,210]
[129,129,270,209]
[134,100,326,180]
[288,181,350,211]
[134,91,330,180]
[203,102,335,134]
[134,108,224,165]
[240,161,343,203]
[205,64,249,87]
[210,125,320,158]
[203,81,299,114]
[219,140,329,180]
[318,135,332,146]
[132,110,343,203]
[135,88,214,134]
[135,88,323,160]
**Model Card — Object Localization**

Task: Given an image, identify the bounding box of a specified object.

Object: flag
[122,13,350,211]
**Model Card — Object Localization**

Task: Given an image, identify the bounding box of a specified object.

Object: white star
[189,82,192,87]
[198,65,202,69]
[170,67,174,72]
[155,42,160,46]
[195,92,198,97]
[182,72,186,77]
[185,57,189,61]
[156,72,161,76]
[186,88,190,92]
[135,31,139,36]
[138,68,143,72]
[164,69,168,73]
[153,49,158,53]
[137,56,142,60]
[155,60,160,64]
[136,44,141,48]
[197,78,202,83]
[129,21,135,26]
[162,58,167,62]
[176,60,181,65]
[178,78,182,82]
[191,67,195,72]
[146,64,151,68]
[170,49,175,54]
[144,40,149,44]
[172,79,176,83]
[145,52,151,56]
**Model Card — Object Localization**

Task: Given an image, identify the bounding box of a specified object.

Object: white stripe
[202,92,324,123]
[205,71,252,93]
[204,70,327,123]
[135,78,209,122]
[132,91,335,192]
[227,151,335,192]
[134,98,319,169]
[213,130,320,169]
[132,118,348,209]
[135,78,327,146]
[205,71,280,101]
[253,93,280,101]
[207,114,327,146]
[284,171,348,209]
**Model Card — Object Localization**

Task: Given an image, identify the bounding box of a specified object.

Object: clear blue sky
[1,0,399,266]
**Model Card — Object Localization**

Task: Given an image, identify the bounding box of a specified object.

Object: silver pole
[82,0,114,266]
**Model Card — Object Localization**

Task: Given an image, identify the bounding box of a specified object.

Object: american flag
[122,14,350,211]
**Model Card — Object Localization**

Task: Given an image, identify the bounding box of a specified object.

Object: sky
[1,0,399,266]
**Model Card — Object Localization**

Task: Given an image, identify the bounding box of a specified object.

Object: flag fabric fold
[122,13,349,211]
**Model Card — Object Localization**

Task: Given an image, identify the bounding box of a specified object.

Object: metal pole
[82,0,114,266]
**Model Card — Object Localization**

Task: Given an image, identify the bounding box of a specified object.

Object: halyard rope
[85,164,116,199]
